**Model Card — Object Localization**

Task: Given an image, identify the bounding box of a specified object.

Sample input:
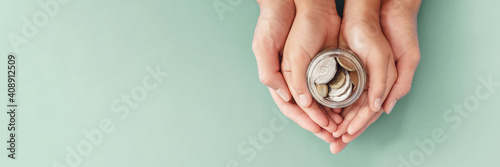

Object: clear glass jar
[306,48,366,108]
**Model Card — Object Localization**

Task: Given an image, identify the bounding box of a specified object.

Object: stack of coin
[313,57,359,102]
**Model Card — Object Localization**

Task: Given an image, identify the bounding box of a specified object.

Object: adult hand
[380,0,422,115]
[252,0,343,142]
[330,0,422,153]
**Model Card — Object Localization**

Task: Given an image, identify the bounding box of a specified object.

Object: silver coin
[328,70,350,97]
[330,83,352,102]
[313,57,337,84]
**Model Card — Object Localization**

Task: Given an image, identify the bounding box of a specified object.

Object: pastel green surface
[0,0,499,166]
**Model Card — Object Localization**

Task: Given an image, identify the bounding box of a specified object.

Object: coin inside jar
[328,70,351,97]
[313,57,337,84]
[315,84,328,98]
[306,48,366,108]
[330,83,352,102]
[349,71,359,87]
[328,68,346,89]
[337,57,356,71]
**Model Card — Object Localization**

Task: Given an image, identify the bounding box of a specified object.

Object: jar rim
[306,48,366,108]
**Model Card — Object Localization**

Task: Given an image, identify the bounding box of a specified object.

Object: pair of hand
[252,0,422,154]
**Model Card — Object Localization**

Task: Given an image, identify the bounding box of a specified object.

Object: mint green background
[0,0,499,166]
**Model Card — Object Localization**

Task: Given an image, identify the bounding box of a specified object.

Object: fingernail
[387,100,397,115]
[299,94,309,107]
[276,88,289,101]
[374,98,382,112]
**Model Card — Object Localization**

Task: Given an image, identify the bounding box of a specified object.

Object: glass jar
[306,48,366,108]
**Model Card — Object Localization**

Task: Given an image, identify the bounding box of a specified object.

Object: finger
[333,113,343,125]
[332,108,342,113]
[342,0,391,112]
[323,105,343,124]
[342,111,383,143]
[347,56,396,134]
[332,92,367,138]
[282,0,340,108]
[347,105,374,134]
[330,138,349,154]
[326,108,343,124]
[333,108,357,138]
[271,86,336,143]
[269,88,322,134]
[325,105,343,114]
[253,0,295,102]
[314,129,335,143]
[380,0,421,114]
[383,57,418,114]
[283,71,337,132]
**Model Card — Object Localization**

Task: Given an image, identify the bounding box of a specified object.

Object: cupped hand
[252,0,422,152]
[380,0,422,114]
[330,0,398,153]
[330,0,422,153]
[252,0,343,142]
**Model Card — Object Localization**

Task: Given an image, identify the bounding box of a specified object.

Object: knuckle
[411,55,421,68]
[258,72,274,86]
[411,52,421,63]
[399,84,412,97]
[251,40,262,55]
[252,36,278,58]
[402,50,421,70]
[251,41,258,53]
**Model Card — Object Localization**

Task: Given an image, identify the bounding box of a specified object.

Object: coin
[306,48,366,108]
[315,84,328,98]
[328,69,346,89]
[349,71,359,86]
[336,57,356,71]
[313,57,337,84]
[330,83,352,101]
[328,70,351,97]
